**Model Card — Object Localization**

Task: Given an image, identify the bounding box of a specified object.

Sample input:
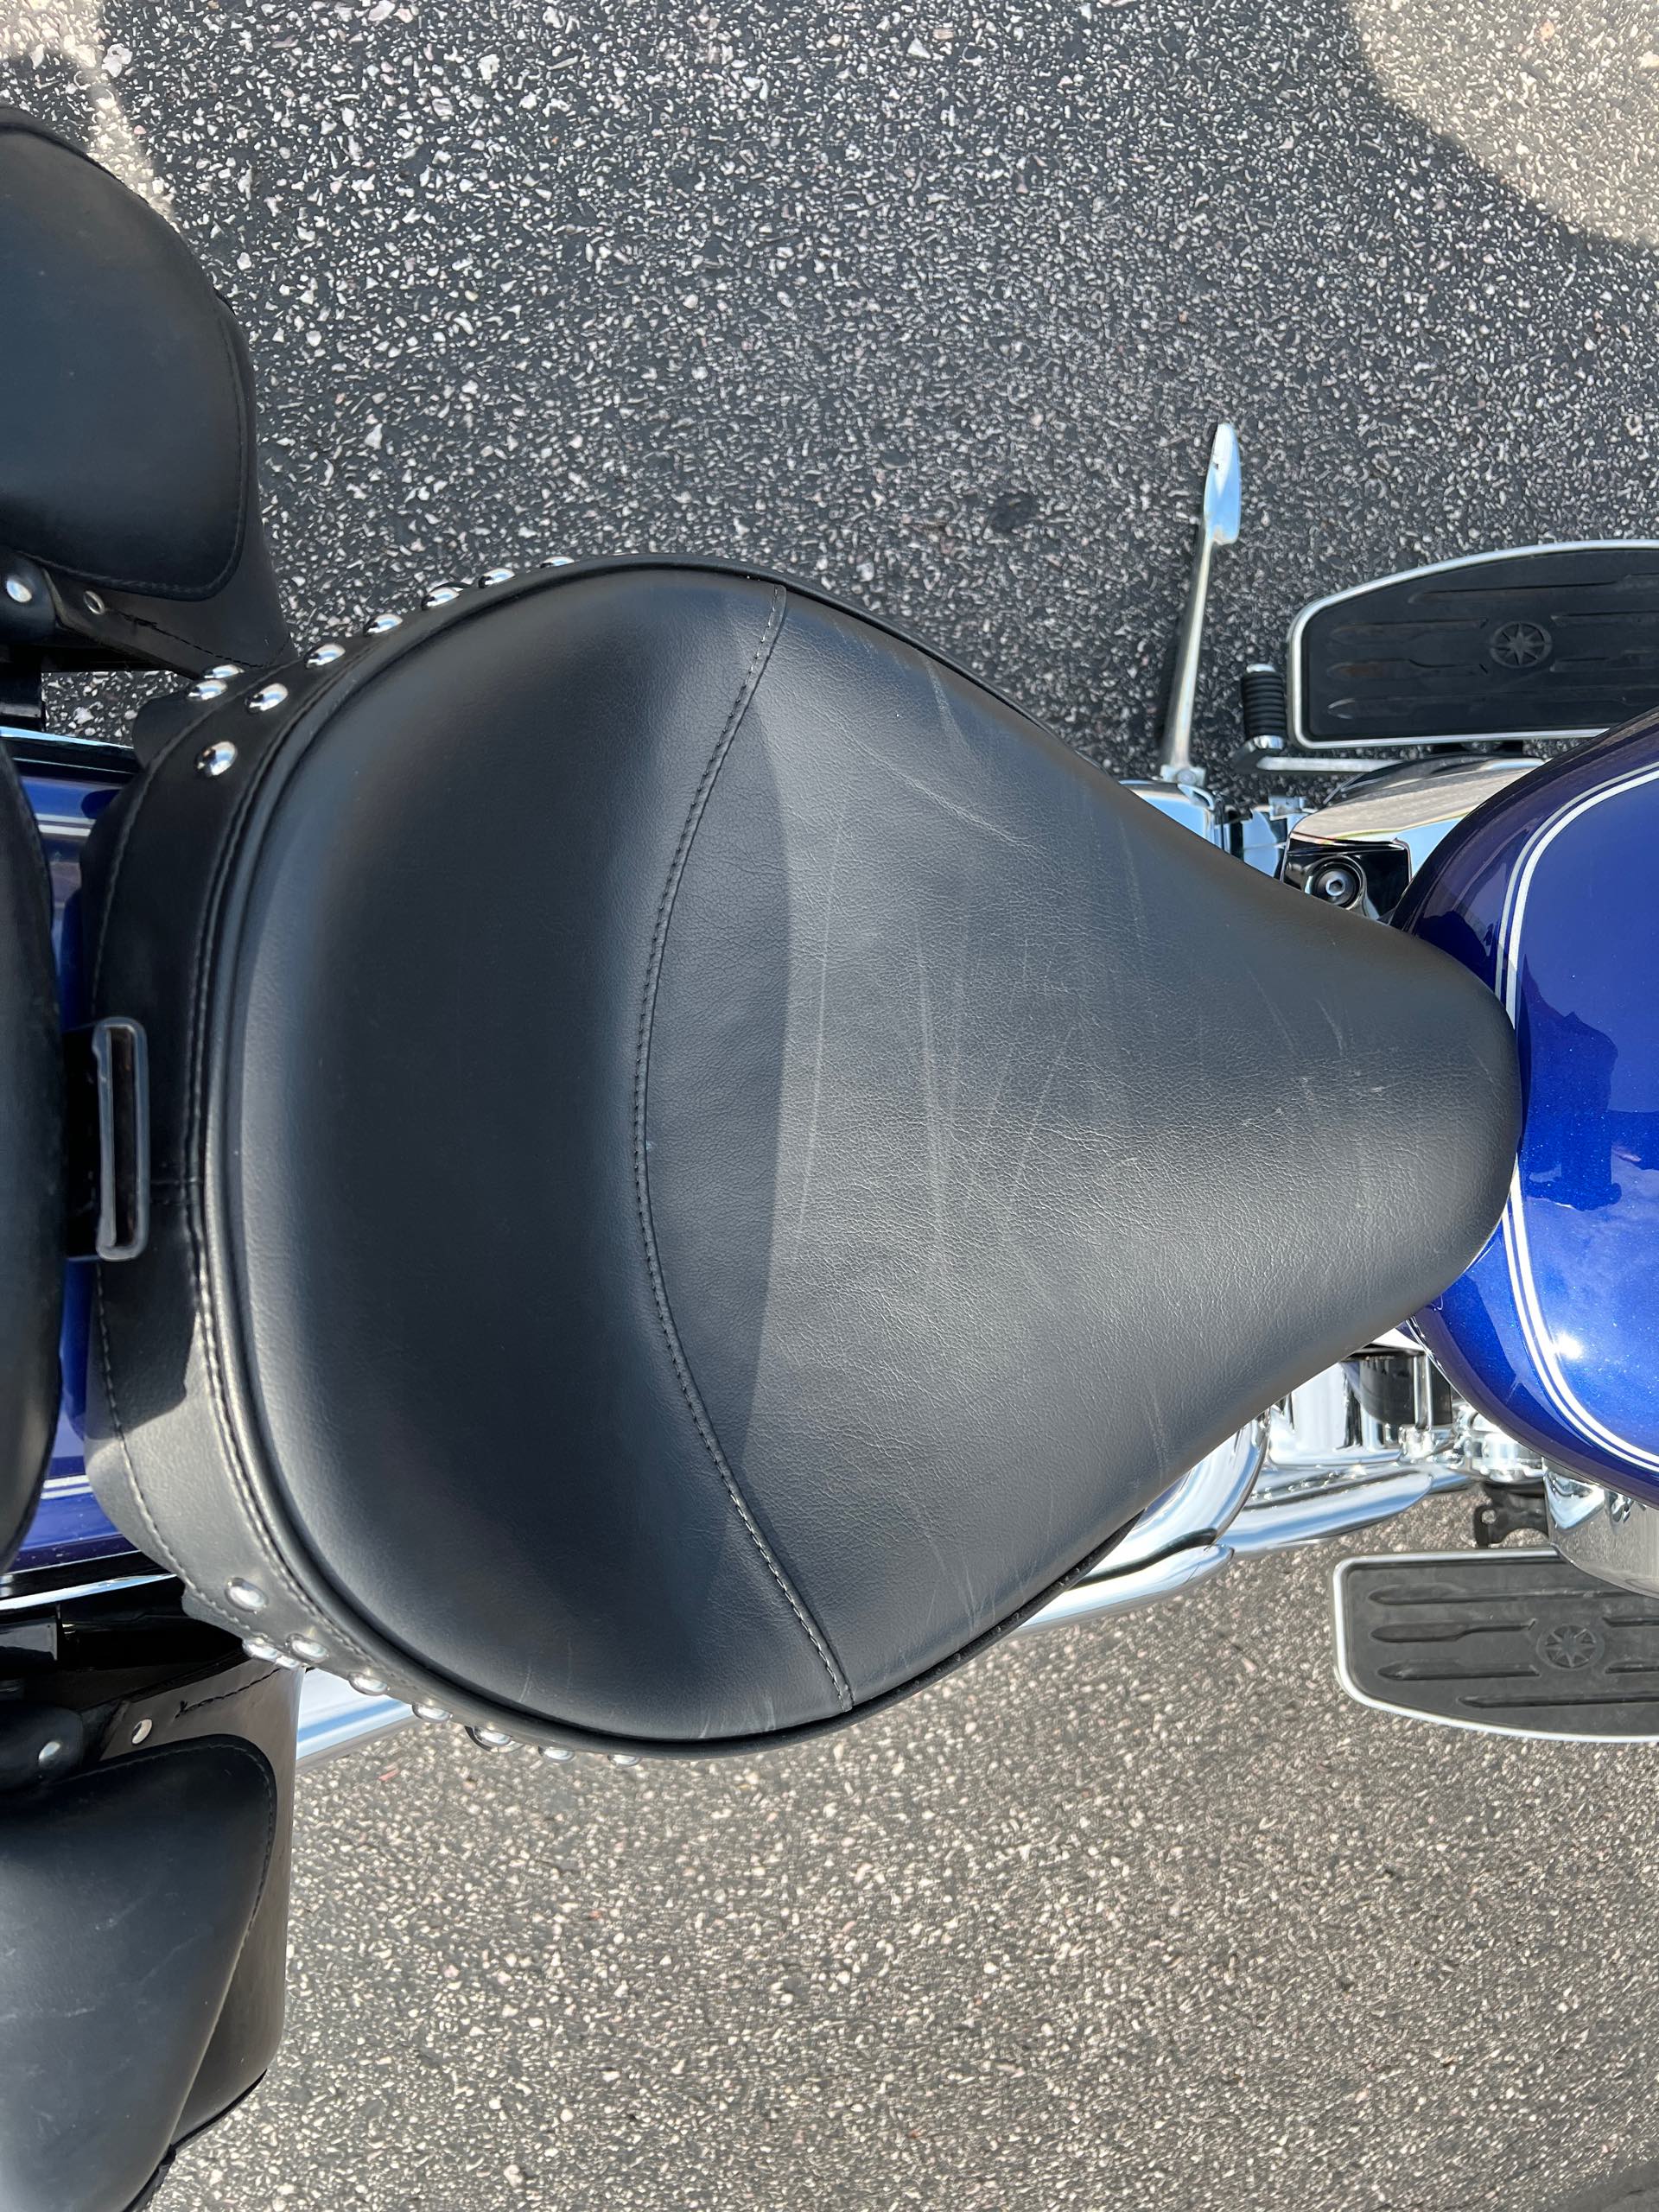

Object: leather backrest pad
[0,110,289,671]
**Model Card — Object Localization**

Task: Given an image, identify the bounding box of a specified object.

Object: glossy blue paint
[8,756,137,1579]
[1397,707,1659,1499]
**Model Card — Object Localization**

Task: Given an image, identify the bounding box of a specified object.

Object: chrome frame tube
[297,1671,412,1764]
[1020,1344,1500,1637]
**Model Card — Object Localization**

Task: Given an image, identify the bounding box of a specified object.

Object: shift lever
[1159,422,1241,782]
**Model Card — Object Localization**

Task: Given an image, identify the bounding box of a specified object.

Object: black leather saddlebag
[82,560,1517,1754]
[0,1656,297,2212]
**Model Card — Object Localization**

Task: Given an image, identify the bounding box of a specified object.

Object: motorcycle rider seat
[83,560,1519,1751]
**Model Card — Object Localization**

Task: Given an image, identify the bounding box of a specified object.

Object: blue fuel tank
[1398,710,1659,1499]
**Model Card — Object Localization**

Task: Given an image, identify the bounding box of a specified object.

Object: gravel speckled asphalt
[8,0,1659,2205]
[178,1507,1659,2212]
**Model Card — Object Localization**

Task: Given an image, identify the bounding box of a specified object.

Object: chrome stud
[83,589,107,615]
[413,1700,452,1723]
[206,662,243,680]
[423,584,462,607]
[364,612,402,635]
[289,1633,329,1664]
[538,556,574,569]
[188,679,227,702]
[226,1578,268,1613]
[349,1672,390,1697]
[130,1718,153,1745]
[467,1725,513,1749]
[609,1752,640,1769]
[308,642,346,666]
[478,566,516,586]
[248,683,289,713]
[540,1745,574,1763]
[4,575,35,604]
[197,741,238,779]
[244,1635,299,1669]
[37,1738,64,1766]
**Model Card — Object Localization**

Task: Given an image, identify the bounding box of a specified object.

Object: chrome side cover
[1283,753,1545,918]
[1545,1471,1659,1599]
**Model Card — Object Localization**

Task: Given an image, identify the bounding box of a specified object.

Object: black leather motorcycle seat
[0,742,60,1570]
[85,562,1519,1750]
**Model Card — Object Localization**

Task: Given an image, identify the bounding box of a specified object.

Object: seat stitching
[181,724,321,1624]
[632,585,853,1714]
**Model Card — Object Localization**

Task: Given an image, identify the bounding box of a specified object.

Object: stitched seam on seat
[632,586,854,1715]
[181,721,321,1625]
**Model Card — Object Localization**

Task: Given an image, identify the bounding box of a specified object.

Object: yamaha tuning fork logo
[1538,1622,1600,1671]
[1489,619,1554,669]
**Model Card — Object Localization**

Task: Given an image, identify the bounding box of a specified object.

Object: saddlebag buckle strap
[64,1015,150,1262]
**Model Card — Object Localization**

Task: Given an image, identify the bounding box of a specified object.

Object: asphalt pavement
[6,0,1659,2204]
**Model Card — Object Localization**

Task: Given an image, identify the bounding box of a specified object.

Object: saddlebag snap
[81,560,1517,1755]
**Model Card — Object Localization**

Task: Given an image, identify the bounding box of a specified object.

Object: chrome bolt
[538,556,574,569]
[1307,857,1364,909]
[364,612,402,634]
[188,679,227,702]
[4,575,35,604]
[308,642,346,666]
[248,683,289,713]
[83,589,107,615]
[540,1745,574,1763]
[467,1725,513,1749]
[243,1634,281,1661]
[478,567,516,586]
[130,1718,153,1746]
[226,1577,268,1613]
[413,1700,452,1723]
[609,1752,640,1769]
[197,741,238,779]
[290,1633,329,1664]
[350,1672,390,1697]
[206,662,243,680]
[423,584,462,606]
